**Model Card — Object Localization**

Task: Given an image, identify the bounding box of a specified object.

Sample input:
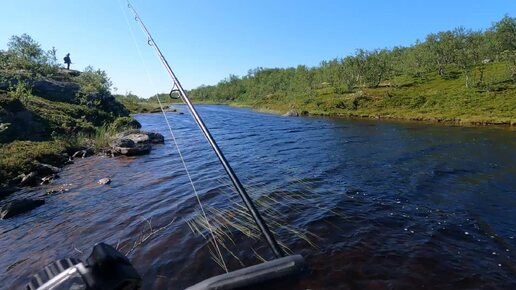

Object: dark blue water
[1,105,515,289]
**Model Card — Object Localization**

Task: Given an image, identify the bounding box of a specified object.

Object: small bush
[74,66,112,97]
[110,116,141,131]
[1,34,59,76]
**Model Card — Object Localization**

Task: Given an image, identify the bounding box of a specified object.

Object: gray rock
[20,172,38,186]
[40,174,58,185]
[31,79,80,103]
[114,129,141,138]
[36,163,61,175]
[110,138,135,148]
[72,148,94,159]
[110,130,164,156]
[124,133,150,144]
[283,109,299,117]
[58,68,81,77]
[148,132,165,144]
[0,98,48,142]
[0,199,45,219]
[86,92,129,116]
[115,143,152,156]
[98,178,111,185]
[0,122,10,133]
[46,184,72,195]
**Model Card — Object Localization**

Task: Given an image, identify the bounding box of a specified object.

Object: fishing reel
[25,243,141,290]
[24,242,305,290]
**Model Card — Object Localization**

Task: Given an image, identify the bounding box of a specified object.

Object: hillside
[0,34,139,195]
[189,16,516,126]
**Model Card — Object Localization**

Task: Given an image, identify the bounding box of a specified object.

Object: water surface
[1,105,515,289]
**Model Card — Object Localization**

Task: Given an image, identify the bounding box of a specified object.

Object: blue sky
[0,0,513,98]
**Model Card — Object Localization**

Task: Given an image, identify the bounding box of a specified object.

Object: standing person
[63,53,71,70]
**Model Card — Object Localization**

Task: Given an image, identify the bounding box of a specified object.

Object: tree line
[189,16,515,101]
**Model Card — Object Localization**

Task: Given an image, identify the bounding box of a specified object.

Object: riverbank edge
[0,129,165,203]
[189,101,516,128]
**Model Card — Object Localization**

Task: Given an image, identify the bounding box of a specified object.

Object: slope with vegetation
[114,92,180,113]
[189,16,516,125]
[0,34,139,194]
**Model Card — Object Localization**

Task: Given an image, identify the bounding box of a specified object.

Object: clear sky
[0,0,514,98]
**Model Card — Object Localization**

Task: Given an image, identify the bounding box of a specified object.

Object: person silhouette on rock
[63,53,71,70]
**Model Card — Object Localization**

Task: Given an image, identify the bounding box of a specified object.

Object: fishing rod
[22,3,305,289]
[125,0,285,259]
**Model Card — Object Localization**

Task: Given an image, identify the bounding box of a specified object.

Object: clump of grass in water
[185,177,336,269]
[65,120,139,151]
[90,125,119,149]
[62,126,115,151]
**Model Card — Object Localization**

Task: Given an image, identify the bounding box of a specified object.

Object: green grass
[118,101,162,114]
[220,63,515,126]
[0,141,65,187]
[185,176,332,269]
[0,80,140,190]
[116,99,180,114]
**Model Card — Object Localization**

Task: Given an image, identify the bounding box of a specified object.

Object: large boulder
[86,93,129,116]
[58,68,81,77]
[0,198,45,219]
[109,130,164,156]
[0,96,47,142]
[0,73,79,103]
[31,79,80,103]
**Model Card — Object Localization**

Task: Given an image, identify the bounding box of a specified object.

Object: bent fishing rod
[126,0,284,259]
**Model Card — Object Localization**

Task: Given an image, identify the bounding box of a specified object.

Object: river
[1,105,515,289]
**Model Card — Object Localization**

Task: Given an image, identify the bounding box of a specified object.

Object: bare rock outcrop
[109,130,164,156]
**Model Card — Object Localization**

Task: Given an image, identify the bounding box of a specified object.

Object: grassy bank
[0,34,139,192]
[0,89,138,190]
[188,17,515,126]
[227,63,515,126]
[115,92,181,114]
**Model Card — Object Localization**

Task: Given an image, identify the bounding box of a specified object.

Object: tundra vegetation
[189,16,516,125]
[0,34,140,191]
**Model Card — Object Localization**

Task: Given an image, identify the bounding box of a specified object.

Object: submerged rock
[0,199,45,219]
[110,130,164,156]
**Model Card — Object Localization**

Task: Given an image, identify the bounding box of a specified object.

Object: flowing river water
[1,105,515,289]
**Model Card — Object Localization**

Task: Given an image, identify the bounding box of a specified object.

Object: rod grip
[184,254,306,290]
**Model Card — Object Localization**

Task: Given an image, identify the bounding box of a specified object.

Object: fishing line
[117,0,228,272]
[122,0,285,261]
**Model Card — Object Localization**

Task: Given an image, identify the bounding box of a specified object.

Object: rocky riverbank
[0,129,165,219]
[0,34,160,210]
